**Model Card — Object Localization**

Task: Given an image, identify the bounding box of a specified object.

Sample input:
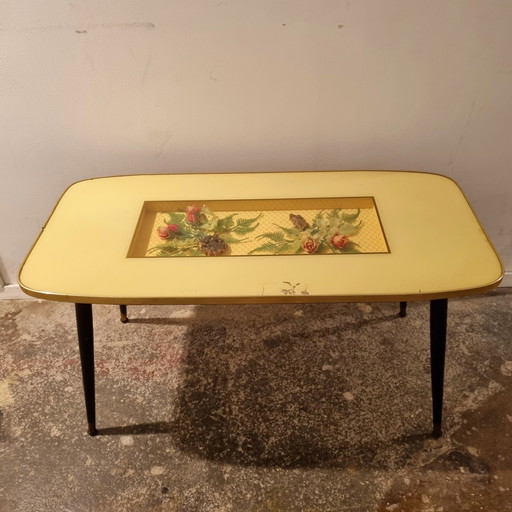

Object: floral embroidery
[149,206,363,257]
[149,205,261,257]
[248,209,362,255]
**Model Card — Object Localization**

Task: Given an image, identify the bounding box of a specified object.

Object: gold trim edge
[18,274,504,305]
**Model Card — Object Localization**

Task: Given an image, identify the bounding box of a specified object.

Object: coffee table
[18,171,503,437]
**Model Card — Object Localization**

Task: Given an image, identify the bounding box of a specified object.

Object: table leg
[120,304,128,323]
[399,301,407,317]
[430,298,448,438]
[75,303,98,436]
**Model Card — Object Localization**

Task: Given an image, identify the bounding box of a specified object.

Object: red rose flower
[330,233,349,249]
[186,205,201,225]
[302,237,319,254]
[156,225,170,239]
[168,223,180,234]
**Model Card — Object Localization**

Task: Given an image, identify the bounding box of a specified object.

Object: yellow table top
[18,171,503,304]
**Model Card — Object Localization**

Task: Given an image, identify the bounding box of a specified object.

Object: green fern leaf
[221,235,246,244]
[273,224,300,237]
[151,245,181,256]
[232,224,259,236]
[257,231,285,242]
[337,221,362,236]
[248,241,280,255]
[341,209,361,222]
[275,242,294,254]
[216,214,237,232]
[236,213,263,227]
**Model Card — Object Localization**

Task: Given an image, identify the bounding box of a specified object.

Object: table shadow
[101,302,433,469]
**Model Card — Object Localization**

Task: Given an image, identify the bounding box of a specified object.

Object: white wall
[1,0,511,286]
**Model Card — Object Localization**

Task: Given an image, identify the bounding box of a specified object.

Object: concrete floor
[1,290,512,511]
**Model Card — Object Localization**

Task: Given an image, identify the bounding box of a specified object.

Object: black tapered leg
[75,303,97,436]
[430,298,448,438]
[120,304,128,323]
[399,301,407,317]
